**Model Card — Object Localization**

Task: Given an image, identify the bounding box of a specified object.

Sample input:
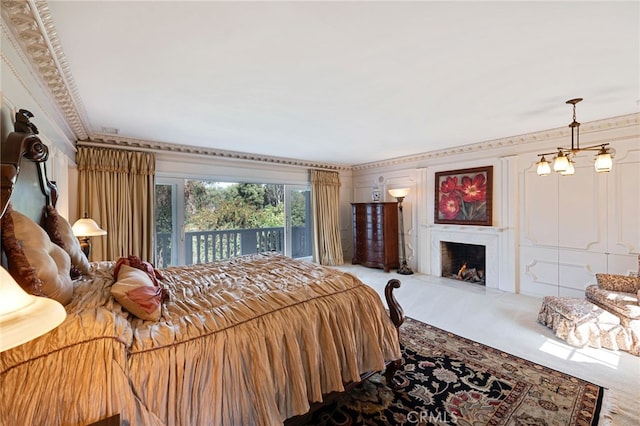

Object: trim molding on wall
[352,113,640,171]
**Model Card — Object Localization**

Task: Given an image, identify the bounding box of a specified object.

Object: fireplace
[440,241,486,285]
[428,226,511,292]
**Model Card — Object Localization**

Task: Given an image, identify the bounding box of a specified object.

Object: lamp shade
[72,215,107,237]
[536,157,551,176]
[560,160,575,176]
[553,152,569,172]
[388,188,410,199]
[0,267,67,352]
[594,150,612,173]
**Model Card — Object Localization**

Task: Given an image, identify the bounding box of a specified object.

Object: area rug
[305,317,604,425]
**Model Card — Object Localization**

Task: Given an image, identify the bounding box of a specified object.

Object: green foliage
[290,190,308,227]
[183,181,286,231]
[155,184,172,233]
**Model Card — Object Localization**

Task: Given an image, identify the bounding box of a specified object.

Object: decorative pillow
[111,264,164,321]
[43,205,91,277]
[595,273,638,294]
[0,205,45,296]
[2,205,73,305]
[114,255,165,287]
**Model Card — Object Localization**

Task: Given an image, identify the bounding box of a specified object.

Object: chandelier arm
[537,143,610,157]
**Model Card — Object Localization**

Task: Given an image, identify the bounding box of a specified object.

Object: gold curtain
[310,169,344,266]
[76,146,155,262]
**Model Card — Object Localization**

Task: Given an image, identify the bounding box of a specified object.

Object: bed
[0,109,403,425]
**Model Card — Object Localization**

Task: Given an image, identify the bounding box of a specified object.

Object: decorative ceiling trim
[81,134,351,171]
[352,113,640,171]
[1,0,89,140]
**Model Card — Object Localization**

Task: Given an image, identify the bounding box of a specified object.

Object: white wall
[350,114,640,296]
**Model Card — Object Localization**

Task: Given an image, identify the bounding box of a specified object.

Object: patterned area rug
[305,317,603,425]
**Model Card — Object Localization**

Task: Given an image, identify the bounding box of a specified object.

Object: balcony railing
[156,226,311,267]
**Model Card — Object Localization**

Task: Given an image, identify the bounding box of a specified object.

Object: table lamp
[72,213,107,259]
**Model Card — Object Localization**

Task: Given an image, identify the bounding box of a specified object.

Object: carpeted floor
[306,317,603,425]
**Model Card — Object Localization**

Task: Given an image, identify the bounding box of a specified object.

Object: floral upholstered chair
[585,255,640,356]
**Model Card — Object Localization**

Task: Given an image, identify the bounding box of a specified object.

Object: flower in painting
[437,170,489,222]
[439,176,460,194]
[439,193,461,220]
[459,173,487,203]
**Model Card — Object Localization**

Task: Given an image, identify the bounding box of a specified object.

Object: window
[155,179,311,267]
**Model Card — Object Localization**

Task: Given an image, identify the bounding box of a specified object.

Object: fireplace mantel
[428,224,507,234]
[428,225,514,292]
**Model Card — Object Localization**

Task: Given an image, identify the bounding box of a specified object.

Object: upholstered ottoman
[538,296,630,351]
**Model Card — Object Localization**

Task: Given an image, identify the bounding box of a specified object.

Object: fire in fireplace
[440,241,486,285]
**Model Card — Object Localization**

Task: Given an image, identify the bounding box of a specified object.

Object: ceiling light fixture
[536,98,613,176]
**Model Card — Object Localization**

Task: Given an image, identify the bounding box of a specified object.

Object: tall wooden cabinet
[351,202,399,272]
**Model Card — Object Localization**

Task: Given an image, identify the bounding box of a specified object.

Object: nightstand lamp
[72,213,107,259]
[0,267,66,352]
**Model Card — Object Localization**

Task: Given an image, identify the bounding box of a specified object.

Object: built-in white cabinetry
[520,139,639,297]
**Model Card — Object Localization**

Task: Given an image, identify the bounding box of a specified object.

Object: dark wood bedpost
[384,278,404,333]
[383,278,404,388]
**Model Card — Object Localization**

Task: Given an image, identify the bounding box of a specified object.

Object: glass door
[286,185,312,259]
[155,179,184,267]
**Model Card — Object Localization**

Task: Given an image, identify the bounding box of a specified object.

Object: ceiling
[40,1,639,166]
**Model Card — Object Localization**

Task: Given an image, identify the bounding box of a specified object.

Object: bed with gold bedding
[0,109,402,425]
[1,253,401,425]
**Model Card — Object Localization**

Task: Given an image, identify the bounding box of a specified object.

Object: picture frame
[434,166,493,226]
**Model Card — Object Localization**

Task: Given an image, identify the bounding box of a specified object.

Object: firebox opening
[440,241,486,285]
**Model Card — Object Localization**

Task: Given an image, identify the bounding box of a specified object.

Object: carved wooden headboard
[0,107,58,224]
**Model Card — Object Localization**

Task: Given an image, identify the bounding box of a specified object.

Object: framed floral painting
[434,166,493,226]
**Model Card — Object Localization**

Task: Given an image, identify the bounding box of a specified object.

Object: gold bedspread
[0,253,401,425]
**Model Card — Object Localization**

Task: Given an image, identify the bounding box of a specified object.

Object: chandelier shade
[536,156,551,176]
[536,98,613,176]
[552,151,569,172]
[594,148,613,172]
[560,160,575,176]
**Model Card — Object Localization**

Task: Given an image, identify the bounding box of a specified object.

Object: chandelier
[536,98,613,176]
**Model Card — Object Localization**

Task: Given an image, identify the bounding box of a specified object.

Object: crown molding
[351,113,640,171]
[81,134,351,171]
[1,0,89,140]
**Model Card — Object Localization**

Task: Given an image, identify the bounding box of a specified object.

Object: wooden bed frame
[1,108,405,425]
